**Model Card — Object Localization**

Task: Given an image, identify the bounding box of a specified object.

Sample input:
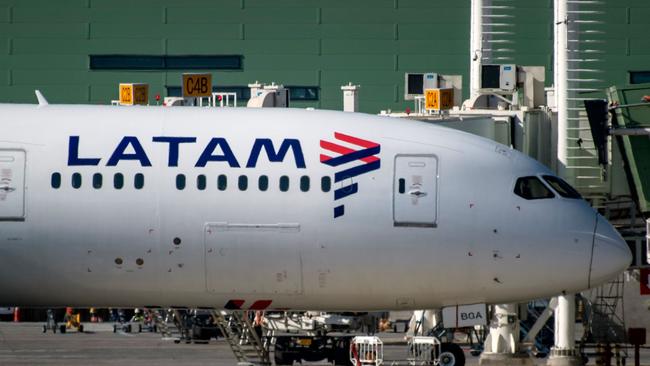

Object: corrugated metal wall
[0,0,647,113]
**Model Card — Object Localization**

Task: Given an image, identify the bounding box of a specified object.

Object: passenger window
[114,173,124,189]
[51,172,61,189]
[514,176,555,200]
[176,174,186,190]
[321,176,331,192]
[238,175,248,191]
[300,176,310,192]
[134,173,144,189]
[218,174,227,191]
[542,175,582,199]
[92,173,102,189]
[197,174,206,190]
[259,175,268,191]
[72,173,82,189]
[398,178,406,194]
[279,176,289,192]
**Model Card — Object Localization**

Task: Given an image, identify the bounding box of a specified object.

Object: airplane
[0,103,631,314]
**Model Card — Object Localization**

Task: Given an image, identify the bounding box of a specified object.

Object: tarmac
[0,322,647,365]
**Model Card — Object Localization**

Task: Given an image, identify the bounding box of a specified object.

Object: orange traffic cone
[13,307,19,322]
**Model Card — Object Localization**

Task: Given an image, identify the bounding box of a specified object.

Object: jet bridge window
[134,173,145,190]
[92,173,103,189]
[71,173,82,189]
[51,173,61,189]
[542,175,582,199]
[514,176,555,200]
[114,173,124,189]
[630,71,650,84]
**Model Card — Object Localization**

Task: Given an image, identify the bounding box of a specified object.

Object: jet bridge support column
[469,0,483,99]
[547,294,583,366]
[479,304,533,366]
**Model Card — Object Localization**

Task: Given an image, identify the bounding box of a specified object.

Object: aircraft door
[0,150,25,221]
[204,223,302,295]
[393,155,438,227]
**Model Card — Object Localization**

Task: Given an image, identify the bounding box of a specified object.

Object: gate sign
[641,268,650,295]
[119,83,148,106]
[425,88,454,111]
[183,73,212,97]
[442,303,487,328]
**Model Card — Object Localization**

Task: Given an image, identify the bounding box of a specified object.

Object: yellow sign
[183,73,212,97]
[296,338,312,346]
[425,88,454,111]
[119,83,148,106]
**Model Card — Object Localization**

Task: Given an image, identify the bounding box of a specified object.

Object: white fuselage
[0,105,631,311]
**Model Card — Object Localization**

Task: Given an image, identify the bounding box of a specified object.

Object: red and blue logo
[320,132,381,218]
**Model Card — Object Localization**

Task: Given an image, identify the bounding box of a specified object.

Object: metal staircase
[585,274,627,344]
[210,310,271,365]
[520,300,556,355]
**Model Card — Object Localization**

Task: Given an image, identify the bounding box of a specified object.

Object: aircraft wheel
[439,343,465,366]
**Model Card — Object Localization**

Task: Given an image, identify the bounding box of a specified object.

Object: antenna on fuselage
[35,90,49,106]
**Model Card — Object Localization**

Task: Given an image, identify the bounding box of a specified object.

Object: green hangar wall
[0,0,648,113]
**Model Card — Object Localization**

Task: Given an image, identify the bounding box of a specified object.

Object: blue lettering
[246,138,306,168]
[152,136,196,167]
[106,136,152,167]
[68,136,101,166]
[195,138,240,168]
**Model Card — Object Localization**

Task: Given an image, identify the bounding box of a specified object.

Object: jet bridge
[605,85,650,219]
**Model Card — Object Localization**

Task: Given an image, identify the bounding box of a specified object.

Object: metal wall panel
[0,0,648,113]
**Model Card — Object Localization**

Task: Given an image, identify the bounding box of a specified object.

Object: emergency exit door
[0,150,25,221]
[393,155,438,227]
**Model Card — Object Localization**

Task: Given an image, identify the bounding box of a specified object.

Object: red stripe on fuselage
[249,300,272,310]
[320,140,378,163]
[334,132,379,149]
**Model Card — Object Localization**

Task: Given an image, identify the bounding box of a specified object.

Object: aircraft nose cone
[589,214,632,288]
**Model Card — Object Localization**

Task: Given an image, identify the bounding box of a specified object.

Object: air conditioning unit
[404,73,438,100]
[480,64,517,94]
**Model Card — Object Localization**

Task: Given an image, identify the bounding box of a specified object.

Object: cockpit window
[514,176,555,200]
[542,175,582,199]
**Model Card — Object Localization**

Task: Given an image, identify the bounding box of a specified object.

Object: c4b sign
[183,74,212,98]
